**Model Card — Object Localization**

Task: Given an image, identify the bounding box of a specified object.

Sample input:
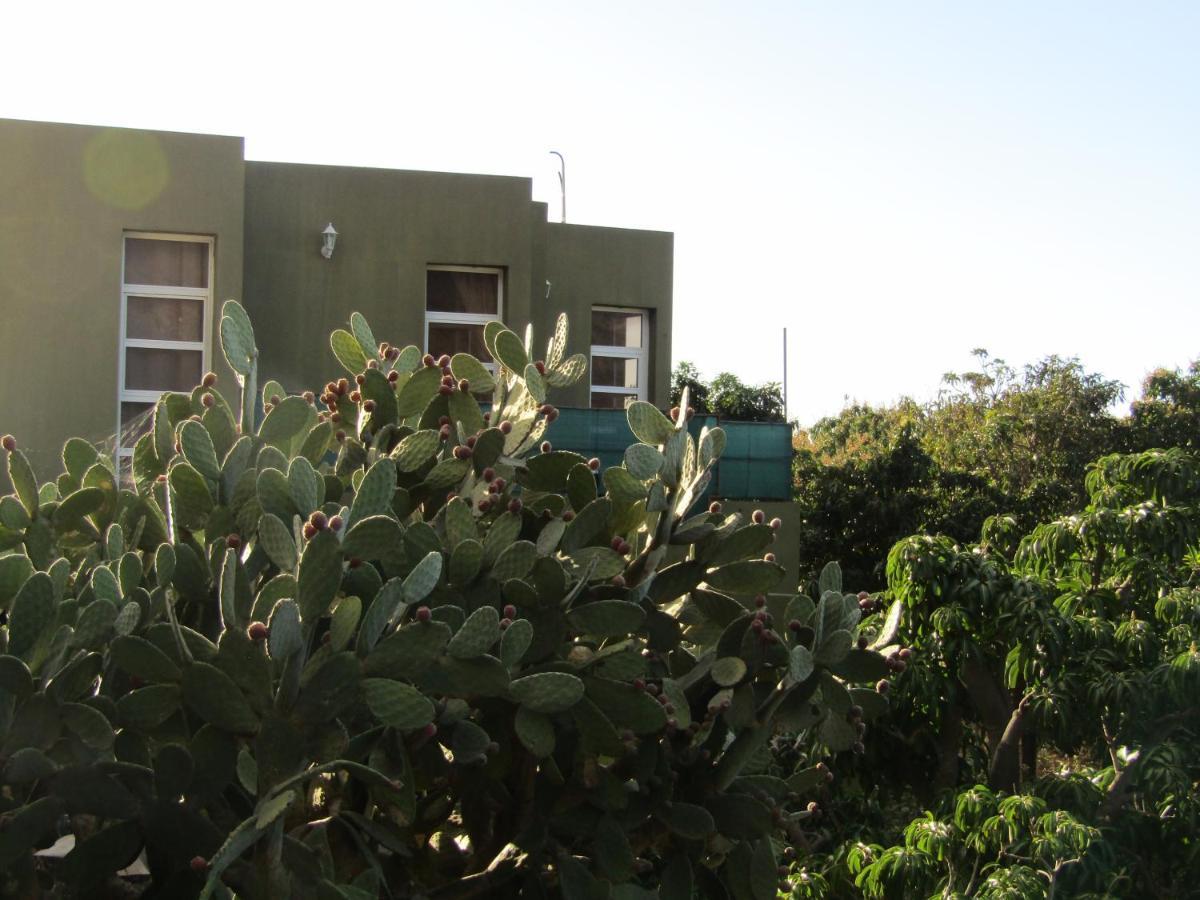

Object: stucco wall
[243,162,542,394]
[542,223,674,407]
[0,118,244,474]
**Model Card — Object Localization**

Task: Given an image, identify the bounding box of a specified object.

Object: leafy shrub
[0,305,893,899]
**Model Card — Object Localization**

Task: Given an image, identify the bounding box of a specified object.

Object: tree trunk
[960,655,1013,751]
[988,696,1032,793]
[933,701,964,795]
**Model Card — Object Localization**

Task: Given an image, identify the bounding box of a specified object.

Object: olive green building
[0,118,673,475]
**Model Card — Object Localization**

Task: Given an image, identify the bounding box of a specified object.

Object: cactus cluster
[0,303,900,898]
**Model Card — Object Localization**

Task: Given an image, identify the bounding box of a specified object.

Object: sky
[3,1,1197,425]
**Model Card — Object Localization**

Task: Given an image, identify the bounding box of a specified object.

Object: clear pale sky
[4,1,1197,425]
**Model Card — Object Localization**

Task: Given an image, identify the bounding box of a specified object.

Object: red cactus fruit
[349,390,361,403]
[477,498,492,513]
[752,509,766,524]
[458,378,470,392]
[355,374,366,386]
[302,523,317,539]
[612,574,626,588]
[499,420,512,434]
[535,360,546,375]
[503,604,517,619]
[201,393,215,408]
[247,621,268,641]
[764,552,776,563]
[769,517,782,531]
[415,606,431,623]
[302,391,315,403]
[328,515,344,532]
[202,372,217,388]
[437,354,451,368]
[225,534,241,550]
[439,425,451,439]
[438,384,453,396]
[421,722,437,737]
[540,441,552,453]
[562,510,575,522]
[335,429,346,442]
[507,498,522,514]
[363,399,376,412]
[708,501,722,514]
[587,457,600,471]
[422,353,436,367]
[190,855,208,873]
[309,510,328,530]
[388,370,399,383]
[482,467,496,482]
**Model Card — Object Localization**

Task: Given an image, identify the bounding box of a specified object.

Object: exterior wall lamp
[321,222,338,259]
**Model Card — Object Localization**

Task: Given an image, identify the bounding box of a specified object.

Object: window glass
[124,238,208,288]
[427,270,500,314]
[125,347,204,392]
[427,323,494,361]
[119,402,154,443]
[592,309,644,348]
[126,296,204,342]
[592,356,639,388]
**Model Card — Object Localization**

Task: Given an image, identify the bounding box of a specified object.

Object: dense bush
[0,305,899,899]
[791,351,1200,589]
[789,448,1200,897]
[670,363,785,424]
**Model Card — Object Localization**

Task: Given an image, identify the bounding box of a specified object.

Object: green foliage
[670,361,785,423]
[790,447,1200,898]
[791,352,1200,589]
[0,307,886,899]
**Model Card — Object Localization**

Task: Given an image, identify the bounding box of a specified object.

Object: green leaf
[52,486,105,532]
[111,635,182,683]
[61,702,115,750]
[492,329,529,373]
[259,397,314,449]
[604,466,647,505]
[258,513,298,571]
[5,446,39,518]
[560,497,612,553]
[9,572,54,658]
[169,462,214,530]
[349,458,396,526]
[567,600,645,637]
[514,707,555,757]
[298,530,343,623]
[268,599,303,661]
[705,560,785,595]
[183,662,260,734]
[627,401,674,445]
[179,419,221,479]
[450,353,495,393]
[446,605,501,659]
[392,429,440,472]
[342,515,404,562]
[361,678,434,730]
[349,312,378,360]
[403,550,443,603]
[712,656,747,687]
[499,618,533,669]
[789,645,814,683]
[331,329,370,374]
[510,671,585,713]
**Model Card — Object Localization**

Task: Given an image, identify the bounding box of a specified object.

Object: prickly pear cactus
[0,304,898,899]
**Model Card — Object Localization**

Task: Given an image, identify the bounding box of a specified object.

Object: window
[118,234,213,467]
[425,266,503,366]
[590,307,648,408]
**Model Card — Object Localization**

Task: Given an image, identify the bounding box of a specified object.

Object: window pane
[124,238,209,288]
[427,269,500,314]
[592,309,644,348]
[126,296,204,342]
[125,348,203,392]
[592,355,639,389]
[427,322,494,361]
[120,402,154,446]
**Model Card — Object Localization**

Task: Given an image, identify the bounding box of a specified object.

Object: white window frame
[424,265,504,371]
[117,232,214,463]
[590,306,649,407]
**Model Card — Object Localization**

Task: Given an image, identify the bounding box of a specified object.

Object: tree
[670,361,785,422]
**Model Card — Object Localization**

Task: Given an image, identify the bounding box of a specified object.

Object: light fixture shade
[321,222,338,259]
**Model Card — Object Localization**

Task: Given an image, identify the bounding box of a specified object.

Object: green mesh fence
[544,408,793,501]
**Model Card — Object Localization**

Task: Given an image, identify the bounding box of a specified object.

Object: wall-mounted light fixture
[321,222,338,259]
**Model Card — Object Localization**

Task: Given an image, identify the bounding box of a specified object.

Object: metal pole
[550,151,565,223]
[782,327,788,421]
